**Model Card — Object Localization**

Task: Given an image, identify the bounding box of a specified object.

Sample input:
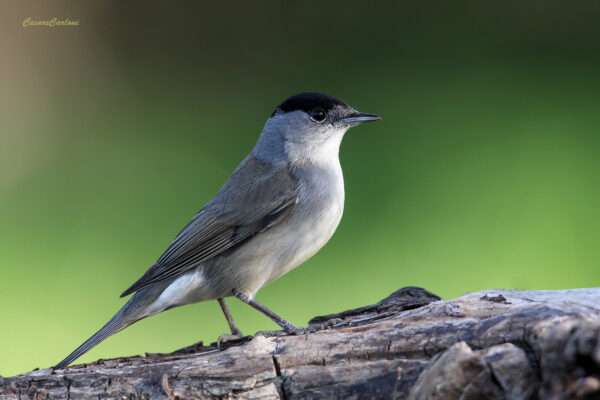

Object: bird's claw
[254,319,339,338]
[217,329,245,347]
[254,330,289,338]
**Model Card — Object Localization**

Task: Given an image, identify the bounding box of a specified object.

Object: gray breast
[263,161,345,280]
[201,160,345,298]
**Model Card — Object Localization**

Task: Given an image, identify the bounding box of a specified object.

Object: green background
[2,1,600,376]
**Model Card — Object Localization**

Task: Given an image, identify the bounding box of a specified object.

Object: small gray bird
[54,92,380,368]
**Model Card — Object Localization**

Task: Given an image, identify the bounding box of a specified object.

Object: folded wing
[120,156,298,297]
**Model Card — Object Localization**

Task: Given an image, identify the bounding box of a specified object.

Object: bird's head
[254,92,380,164]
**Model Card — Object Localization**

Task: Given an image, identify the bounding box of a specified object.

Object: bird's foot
[253,323,304,337]
[255,318,342,338]
[255,330,290,338]
[217,328,245,347]
[299,318,342,333]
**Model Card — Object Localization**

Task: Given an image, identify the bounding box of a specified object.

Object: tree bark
[2,286,600,400]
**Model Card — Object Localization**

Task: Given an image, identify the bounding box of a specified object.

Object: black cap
[272,92,349,117]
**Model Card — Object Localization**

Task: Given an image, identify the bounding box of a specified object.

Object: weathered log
[2,286,600,399]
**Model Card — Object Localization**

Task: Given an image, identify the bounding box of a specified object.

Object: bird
[53,92,380,369]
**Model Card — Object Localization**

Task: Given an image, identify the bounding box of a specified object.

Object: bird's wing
[120,156,298,297]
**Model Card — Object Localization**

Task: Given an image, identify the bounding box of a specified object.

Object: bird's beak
[341,112,382,125]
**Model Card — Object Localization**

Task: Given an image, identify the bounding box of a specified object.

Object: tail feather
[53,293,151,369]
[53,317,127,369]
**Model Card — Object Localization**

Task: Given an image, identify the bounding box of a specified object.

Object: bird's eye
[310,108,326,123]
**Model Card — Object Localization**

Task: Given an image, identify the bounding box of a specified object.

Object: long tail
[53,291,155,369]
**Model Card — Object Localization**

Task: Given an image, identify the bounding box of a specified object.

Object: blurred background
[2,1,600,377]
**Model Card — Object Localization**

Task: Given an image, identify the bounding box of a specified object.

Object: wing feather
[120,157,297,297]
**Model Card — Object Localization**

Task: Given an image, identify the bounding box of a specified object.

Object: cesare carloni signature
[22,17,80,27]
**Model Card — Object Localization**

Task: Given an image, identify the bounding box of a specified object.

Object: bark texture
[2,286,600,400]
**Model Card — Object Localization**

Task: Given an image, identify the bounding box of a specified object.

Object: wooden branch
[2,286,600,399]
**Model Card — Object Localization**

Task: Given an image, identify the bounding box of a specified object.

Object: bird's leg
[218,298,243,336]
[216,298,244,346]
[234,291,305,334]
